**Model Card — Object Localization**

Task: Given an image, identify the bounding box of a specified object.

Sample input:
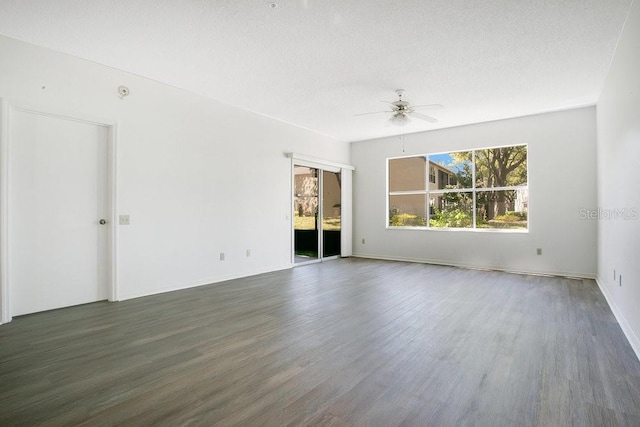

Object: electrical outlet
[536,248,542,256]
[246,249,251,257]
[219,252,225,261]
[119,215,130,225]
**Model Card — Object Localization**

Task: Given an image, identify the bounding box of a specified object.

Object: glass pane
[428,151,473,190]
[476,189,528,229]
[389,194,427,227]
[389,157,427,192]
[322,170,341,257]
[294,166,318,261]
[294,196,317,230]
[475,146,527,188]
[429,192,473,228]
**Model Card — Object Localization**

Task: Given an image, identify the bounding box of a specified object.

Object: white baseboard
[119,263,293,302]
[352,253,595,280]
[596,277,640,362]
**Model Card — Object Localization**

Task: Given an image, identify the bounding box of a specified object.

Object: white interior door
[9,110,109,316]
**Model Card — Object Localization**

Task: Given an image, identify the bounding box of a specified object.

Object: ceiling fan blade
[410,111,438,123]
[412,103,443,109]
[354,110,393,116]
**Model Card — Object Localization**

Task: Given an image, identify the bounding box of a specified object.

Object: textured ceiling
[0,0,633,142]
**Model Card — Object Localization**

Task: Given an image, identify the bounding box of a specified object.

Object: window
[388,145,528,230]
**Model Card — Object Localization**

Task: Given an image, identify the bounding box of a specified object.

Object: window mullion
[472,150,477,229]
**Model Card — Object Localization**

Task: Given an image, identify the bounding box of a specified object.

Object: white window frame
[387,144,528,232]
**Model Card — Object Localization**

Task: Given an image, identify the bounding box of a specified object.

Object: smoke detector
[118,86,130,99]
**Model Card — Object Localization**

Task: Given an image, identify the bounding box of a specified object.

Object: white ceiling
[0,0,633,142]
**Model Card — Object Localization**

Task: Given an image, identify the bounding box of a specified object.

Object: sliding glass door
[293,165,341,264]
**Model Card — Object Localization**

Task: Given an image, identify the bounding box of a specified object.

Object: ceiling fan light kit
[389,112,411,127]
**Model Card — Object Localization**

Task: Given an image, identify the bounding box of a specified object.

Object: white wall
[596,0,640,358]
[0,35,349,311]
[352,107,597,278]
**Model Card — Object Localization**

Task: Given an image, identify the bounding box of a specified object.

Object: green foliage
[322,218,341,231]
[493,211,527,223]
[294,215,316,230]
[294,213,341,231]
[429,209,472,228]
[390,213,426,227]
[488,210,528,229]
[441,191,473,206]
[505,210,527,220]
[494,213,521,222]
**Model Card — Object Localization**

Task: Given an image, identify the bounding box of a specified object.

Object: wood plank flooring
[1,258,640,426]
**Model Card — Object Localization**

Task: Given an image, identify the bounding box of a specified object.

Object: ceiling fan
[355,89,442,126]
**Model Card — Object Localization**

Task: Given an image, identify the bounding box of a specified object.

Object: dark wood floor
[2,258,640,426]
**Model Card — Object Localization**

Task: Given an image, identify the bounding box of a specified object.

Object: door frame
[288,153,354,266]
[0,99,119,324]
